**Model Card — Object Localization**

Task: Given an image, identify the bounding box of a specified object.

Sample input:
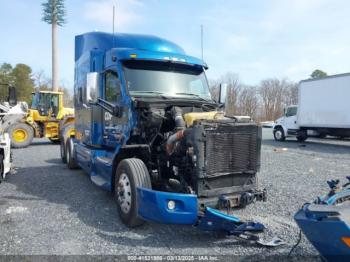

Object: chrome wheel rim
[275,130,283,140]
[117,173,132,214]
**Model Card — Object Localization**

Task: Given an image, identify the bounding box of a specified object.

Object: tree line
[0,62,73,107]
[209,69,327,121]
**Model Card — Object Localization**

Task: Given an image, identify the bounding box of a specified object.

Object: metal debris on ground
[274,147,288,152]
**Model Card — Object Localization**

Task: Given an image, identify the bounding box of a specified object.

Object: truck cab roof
[75,32,207,68]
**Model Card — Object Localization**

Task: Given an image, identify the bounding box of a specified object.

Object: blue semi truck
[60,32,266,232]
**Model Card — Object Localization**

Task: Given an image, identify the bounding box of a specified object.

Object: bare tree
[34,70,51,91]
[220,72,240,116]
[208,78,220,102]
[259,78,288,121]
[285,82,298,105]
[238,85,258,119]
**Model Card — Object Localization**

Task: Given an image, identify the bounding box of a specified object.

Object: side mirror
[8,86,17,106]
[218,83,227,104]
[86,72,99,103]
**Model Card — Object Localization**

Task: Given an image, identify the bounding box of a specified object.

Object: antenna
[112,5,116,46]
[201,24,204,61]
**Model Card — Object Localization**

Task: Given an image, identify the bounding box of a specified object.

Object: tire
[66,137,78,169]
[60,136,67,163]
[297,130,308,142]
[0,154,4,182]
[8,123,34,148]
[273,127,285,141]
[115,158,151,227]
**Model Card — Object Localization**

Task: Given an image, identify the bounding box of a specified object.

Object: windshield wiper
[131,91,168,99]
[174,92,213,102]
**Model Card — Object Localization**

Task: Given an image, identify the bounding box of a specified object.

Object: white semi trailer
[273,73,350,141]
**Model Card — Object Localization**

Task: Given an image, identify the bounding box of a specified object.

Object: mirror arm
[96,98,121,117]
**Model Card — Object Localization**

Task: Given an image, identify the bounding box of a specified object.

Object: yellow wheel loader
[4,90,74,148]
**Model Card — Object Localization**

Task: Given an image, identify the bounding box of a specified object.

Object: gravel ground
[0,128,350,260]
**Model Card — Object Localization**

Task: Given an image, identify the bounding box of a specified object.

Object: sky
[1,0,350,90]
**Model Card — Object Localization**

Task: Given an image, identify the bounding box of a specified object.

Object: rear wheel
[60,136,67,163]
[297,130,308,142]
[273,127,285,141]
[115,158,151,227]
[8,123,34,148]
[66,137,78,169]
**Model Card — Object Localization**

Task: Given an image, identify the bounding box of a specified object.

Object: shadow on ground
[4,159,261,251]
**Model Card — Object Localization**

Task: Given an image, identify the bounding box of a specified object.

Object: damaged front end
[134,107,273,242]
[190,118,266,210]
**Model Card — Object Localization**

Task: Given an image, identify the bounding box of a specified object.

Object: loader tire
[8,123,34,148]
[60,136,67,163]
[66,137,78,169]
[115,158,151,228]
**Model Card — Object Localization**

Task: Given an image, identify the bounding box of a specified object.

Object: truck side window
[105,71,121,103]
[286,107,297,117]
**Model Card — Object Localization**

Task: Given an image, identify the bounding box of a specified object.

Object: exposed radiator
[205,124,261,177]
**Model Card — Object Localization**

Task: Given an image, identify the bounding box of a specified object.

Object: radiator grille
[205,125,260,176]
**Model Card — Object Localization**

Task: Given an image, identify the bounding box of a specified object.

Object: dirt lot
[1,128,349,260]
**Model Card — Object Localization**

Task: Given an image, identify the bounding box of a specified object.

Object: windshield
[31,93,39,109]
[123,60,212,101]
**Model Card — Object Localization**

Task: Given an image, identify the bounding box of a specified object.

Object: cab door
[102,70,124,148]
[284,106,298,131]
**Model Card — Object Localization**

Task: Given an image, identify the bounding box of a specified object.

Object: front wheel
[273,127,285,141]
[8,123,34,148]
[115,158,151,227]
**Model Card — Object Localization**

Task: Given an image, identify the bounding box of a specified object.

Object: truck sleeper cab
[65,32,265,228]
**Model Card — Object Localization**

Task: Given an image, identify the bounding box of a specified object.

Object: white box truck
[273,73,350,141]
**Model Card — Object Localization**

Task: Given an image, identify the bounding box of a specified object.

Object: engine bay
[128,99,265,209]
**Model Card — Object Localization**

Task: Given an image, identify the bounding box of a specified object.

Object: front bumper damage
[137,187,283,247]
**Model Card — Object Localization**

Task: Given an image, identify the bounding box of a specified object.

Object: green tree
[310,69,328,79]
[42,0,66,92]
[0,63,14,101]
[11,64,34,103]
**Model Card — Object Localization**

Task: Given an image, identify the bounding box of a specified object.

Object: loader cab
[31,91,62,118]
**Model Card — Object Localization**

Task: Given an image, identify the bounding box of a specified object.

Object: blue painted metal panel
[197,207,264,233]
[75,32,185,62]
[295,206,350,261]
[137,188,198,224]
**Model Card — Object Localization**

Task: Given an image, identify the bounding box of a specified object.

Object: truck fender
[111,145,151,192]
